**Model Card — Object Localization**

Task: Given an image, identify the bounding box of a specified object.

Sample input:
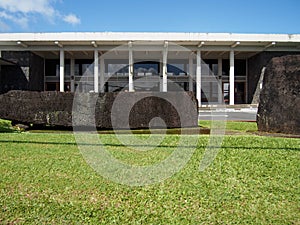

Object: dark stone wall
[30,53,44,91]
[2,51,31,66]
[0,51,44,94]
[0,64,29,94]
[0,91,198,129]
[0,51,30,93]
[257,55,300,134]
[247,51,299,103]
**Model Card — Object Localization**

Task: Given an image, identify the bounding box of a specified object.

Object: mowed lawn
[0,121,299,224]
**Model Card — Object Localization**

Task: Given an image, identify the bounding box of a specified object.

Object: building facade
[0,32,299,106]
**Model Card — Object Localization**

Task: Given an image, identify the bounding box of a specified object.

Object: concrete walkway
[198,105,258,121]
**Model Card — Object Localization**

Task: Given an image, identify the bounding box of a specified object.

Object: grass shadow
[0,139,299,151]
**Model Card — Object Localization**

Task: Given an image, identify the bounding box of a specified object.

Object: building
[0,32,299,106]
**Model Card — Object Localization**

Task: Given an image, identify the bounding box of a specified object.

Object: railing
[45,75,94,82]
[45,73,246,83]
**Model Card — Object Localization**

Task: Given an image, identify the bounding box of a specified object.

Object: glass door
[223,82,229,104]
[235,82,246,104]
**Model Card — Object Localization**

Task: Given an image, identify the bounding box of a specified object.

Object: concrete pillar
[218,58,223,104]
[162,42,168,92]
[189,54,194,91]
[159,62,163,92]
[70,58,75,92]
[196,50,201,106]
[100,55,105,93]
[229,50,235,105]
[59,49,64,92]
[128,42,134,92]
[94,50,99,93]
[246,58,248,103]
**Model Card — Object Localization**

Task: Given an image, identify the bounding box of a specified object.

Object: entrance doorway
[223,82,246,104]
[223,83,229,104]
[235,82,246,104]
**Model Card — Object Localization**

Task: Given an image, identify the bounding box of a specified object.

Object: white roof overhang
[0,32,299,57]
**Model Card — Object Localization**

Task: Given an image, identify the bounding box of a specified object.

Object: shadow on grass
[0,139,299,151]
[0,128,12,133]
[0,127,17,133]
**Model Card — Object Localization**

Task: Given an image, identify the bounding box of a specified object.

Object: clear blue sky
[0,0,299,33]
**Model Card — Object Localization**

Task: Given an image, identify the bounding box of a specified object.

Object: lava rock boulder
[0,90,198,129]
[257,55,300,134]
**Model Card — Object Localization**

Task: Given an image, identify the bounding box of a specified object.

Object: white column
[59,49,64,92]
[196,50,202,106]
[100,55,105,93]
[128,42,134,92]
[246,58,248,103]
[70,58,75,92]
[189,54,194,91]
[162,42,168,92]
[159,62,163,92]
[218,58,223,104]
[229,50,235,105]
[94,50,99,93]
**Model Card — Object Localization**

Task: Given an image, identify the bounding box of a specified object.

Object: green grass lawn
[0,121,299,224]
[200,120,258,133]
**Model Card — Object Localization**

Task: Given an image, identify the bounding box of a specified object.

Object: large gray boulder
[257,55,300,134]
[0,91,198,129]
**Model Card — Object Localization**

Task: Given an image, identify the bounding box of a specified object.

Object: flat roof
[0,32,299,58]
[0,32,299,42]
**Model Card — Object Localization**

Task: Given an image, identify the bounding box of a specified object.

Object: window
[45,59,58,76]
[135,61,159,75]
[235,60,246,76]
[106,59,129,75]
[82,63,94,76]
[45,59,70,76]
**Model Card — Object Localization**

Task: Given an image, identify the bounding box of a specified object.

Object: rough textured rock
[0,90,198,129]
[0,91,73,127]
[257,55,300,134]
[247,51,299,103]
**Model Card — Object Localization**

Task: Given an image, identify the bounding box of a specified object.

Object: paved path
[199,108,257,121]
